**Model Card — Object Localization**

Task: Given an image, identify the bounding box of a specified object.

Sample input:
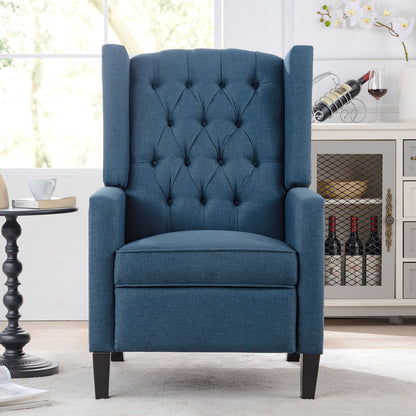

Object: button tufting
[219,81,225,89]
[201,120,207,127]
[184,158,190,167]
[218,158,224,166]
[151,160,158,167]
[151,83,157,90]
[235,120,241,128]
[167,197,173,206]
[252,81,259,90]
[233,199,240,206]
[253,160,258,167]
[200,196,206,205]
[185,81,192,88]
[167,120,173,127]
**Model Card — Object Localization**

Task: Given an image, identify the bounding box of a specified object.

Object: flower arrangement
[317,0,414,61]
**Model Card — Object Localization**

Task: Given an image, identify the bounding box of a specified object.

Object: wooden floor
[4,318,415,351]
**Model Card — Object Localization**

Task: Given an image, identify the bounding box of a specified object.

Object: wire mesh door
[312,141,395,299]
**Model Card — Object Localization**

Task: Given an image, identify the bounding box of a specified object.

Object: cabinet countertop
[312,122,416,139]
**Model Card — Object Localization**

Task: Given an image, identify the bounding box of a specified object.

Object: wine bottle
[313,71,370,122]
[325,216,342,286]
[345,216,364,286]
[365,216,382,286]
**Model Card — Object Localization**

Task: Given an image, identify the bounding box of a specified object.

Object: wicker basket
[317,180,368,199]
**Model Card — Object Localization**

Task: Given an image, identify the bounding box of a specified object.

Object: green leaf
[320,18,324,22]
[323,5,328,10]
[325,20,331,27]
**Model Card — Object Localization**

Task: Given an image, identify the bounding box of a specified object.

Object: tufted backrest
[102,45,313,242]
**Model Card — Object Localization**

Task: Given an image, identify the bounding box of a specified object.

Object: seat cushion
[114,230,297,287]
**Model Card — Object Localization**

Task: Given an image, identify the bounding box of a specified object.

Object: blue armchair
[89,45,324,399]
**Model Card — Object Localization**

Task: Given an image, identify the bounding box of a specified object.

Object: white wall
[220,0,416,122]
[2,0,416,320]
[1,169,102,320]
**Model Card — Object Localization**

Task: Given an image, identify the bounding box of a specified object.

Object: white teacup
[28,177,56,201]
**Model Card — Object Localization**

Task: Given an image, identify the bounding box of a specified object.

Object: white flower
[344,3,361,26]
[358,8,377,29]
[342,0,361,5]
[382,7,395,18]
[360,0,376,13]
[327,0,343,7]
[331,7,346,28]
[377,6,396,25]
[392,17,415,40]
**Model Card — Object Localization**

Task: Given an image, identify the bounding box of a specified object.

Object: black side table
[0,207,77,377]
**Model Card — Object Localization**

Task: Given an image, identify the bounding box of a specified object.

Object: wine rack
[312,140,395,299]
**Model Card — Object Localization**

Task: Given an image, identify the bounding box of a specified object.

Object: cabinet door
[403,182,416,217]
[312,140,395,299]
[403,140,416,176]
[403,222,416,258]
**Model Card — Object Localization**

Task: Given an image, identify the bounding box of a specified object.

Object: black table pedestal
[0,215,58,377]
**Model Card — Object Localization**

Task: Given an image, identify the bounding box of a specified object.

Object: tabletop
[0,207,78,217]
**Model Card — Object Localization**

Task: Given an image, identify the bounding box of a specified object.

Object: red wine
[365,216,382,286]
[313,71,370,122]
[345,216,364,286]
[368,89,387,99]
[325,216,342,286]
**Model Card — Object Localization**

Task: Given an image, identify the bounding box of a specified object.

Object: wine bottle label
[365,255,381,286]
[340,83,352,93]
[322,92,341,106]
[345,256,363,286]
[322,84,352,106]
[325,255,342,286]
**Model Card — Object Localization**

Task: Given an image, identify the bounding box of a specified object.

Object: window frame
[0,0,221,169]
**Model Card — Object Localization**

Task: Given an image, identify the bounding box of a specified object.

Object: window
[0,0,214,168]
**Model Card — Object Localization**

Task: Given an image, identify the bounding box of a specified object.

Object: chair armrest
[285,187,324,354]
[89,186,125,351]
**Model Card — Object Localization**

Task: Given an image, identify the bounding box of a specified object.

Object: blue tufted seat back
[102,46,313,243]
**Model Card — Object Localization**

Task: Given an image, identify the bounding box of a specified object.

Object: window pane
[0,58,102,168]
[0,1,103,54]
[108,0,214,54]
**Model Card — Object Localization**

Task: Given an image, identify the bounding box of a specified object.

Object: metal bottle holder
[312,72,367,123]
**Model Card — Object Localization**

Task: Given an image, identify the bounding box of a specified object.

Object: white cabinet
[403,182,416,217]
[403,140,416,176]
[403,263,416,299]
[312,123,416,318]
[403,222,416,258]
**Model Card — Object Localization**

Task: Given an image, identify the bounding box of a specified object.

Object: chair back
[102,46,313,242]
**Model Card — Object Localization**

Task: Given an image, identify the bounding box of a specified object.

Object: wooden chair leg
[301,354,320,399]
[111,352,124,362]
[93,352,110,399]
[287,352,300,362]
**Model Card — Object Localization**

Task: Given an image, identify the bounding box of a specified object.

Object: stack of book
[12,196,76,209]
[0,366,50,411]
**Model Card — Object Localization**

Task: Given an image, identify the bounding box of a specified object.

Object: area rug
[8,349,416,416]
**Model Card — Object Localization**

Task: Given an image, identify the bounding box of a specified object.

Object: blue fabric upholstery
[286,187,325,354]
[89,186,125,352]
[89,45,323,360]
[114,230,297,287]
[114,288,296,352]
[126,48,285,242]
[102,45,130,188]
[284,46,313,189]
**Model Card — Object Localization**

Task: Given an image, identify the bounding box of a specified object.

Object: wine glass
[368,69,387,123]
